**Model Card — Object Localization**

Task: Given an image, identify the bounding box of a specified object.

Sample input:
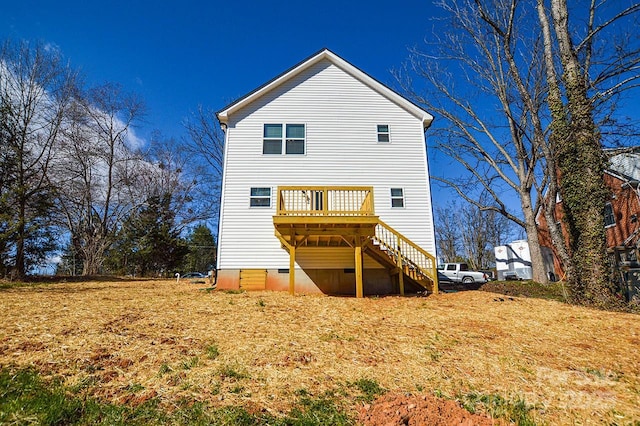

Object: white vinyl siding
[296,248,385,269]
[217,60,435,269]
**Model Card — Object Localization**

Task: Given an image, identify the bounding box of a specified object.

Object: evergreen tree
[0,40,74,278]
[105,194,188,276]
[55,242,83,276]
[0,94,59,277]
[0,104,15,276]
[182,224,216,273]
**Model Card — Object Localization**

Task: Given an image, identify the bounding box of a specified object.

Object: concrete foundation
[216,267,397,296]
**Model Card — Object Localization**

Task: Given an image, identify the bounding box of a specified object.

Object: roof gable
[216,48,433,128]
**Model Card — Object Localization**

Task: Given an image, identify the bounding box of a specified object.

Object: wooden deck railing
[276,186,375,216]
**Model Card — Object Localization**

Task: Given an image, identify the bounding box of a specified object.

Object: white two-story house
[215,48,438,297]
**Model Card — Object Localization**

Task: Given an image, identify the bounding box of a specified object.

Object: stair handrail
[372,219,438,291]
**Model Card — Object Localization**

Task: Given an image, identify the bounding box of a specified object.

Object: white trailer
[494,240,556,281]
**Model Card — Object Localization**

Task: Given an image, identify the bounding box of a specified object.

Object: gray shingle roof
[607,147,640,182]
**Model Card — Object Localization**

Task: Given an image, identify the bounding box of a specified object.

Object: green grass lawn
[0,366,353,425]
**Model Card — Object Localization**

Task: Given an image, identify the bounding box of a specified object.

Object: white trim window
[377,124,390,143]
[250,187,271,207]
[263,123,305,155]
[263,124,283,154]
[604,202,615,227]
[390,188,404,208]
[285,124,305,154]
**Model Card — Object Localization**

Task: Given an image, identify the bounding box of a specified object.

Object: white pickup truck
[439,263,489,284]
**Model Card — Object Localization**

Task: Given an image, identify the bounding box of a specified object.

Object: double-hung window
[250,187,271,207]
[391,188,404,208]
[377,124,390,143]
[263,123,305,155]
[263,124,283,154]
[286,124,305,154]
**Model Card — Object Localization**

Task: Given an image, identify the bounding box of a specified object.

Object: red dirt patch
[120,390,158,406]
[358,393,504,426]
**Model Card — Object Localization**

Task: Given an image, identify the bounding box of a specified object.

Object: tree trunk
[521,194,549,284]
[13,157,27,279]
[548,0,615,306]
[82,238,105,276]
[542,183,574,282]
[13,201,26,279]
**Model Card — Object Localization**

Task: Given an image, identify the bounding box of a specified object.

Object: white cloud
[125,127,146,150]
[43,42,61,54]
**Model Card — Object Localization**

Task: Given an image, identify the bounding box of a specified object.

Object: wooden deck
[273,186,438,297]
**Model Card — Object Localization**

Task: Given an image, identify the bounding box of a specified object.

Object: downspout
[213,120,229,288]
[423,115,438,293]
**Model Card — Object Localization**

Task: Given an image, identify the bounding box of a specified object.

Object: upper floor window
[604,202,615,227]
[263,124,283,154]
[286,124,305,154]
[377,124,390,143]
[250,187,271,207]
[391,188,404,208]
[263,123,305,155]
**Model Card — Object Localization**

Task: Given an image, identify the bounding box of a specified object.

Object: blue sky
[0,0,540,242]
[1,0,441,140]
[4,1,636,240]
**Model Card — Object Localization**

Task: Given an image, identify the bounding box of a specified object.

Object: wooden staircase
[365,220,438,294]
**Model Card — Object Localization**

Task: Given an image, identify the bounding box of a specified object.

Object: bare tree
[536,0,640,305]
[397,0,553,282]
[436,197,515,268]
[98,133,220,276]
[182,105,225,221]
[460,201,515,270]
[52,83,145,275]
[434,203,462,263]
[0,40,76,278]
[141,134,218,230]
[401,0,640,295]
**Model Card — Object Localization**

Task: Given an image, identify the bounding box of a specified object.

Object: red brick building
[537,148,640,277]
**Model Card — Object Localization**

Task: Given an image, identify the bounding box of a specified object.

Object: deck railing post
[355,237,364,298]
[396,233,404,296]
[365,190,372,215]
[431,261,438,295]
[323,188,329,216]
[289,242,296,295]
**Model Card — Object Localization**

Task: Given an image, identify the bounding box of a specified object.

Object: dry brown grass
[0,279,638,424]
